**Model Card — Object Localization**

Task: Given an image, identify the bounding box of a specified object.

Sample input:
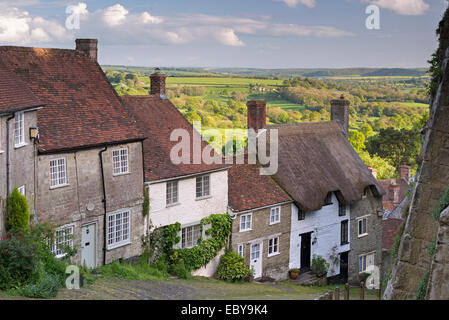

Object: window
[240,214,252,232]
[112,148,129,175]
[341,220,349,245]
[298,209,305,221]
[324,192,333,206]
[166,180,179,206]
[107,210,131,249]
[339,203,346,216]
[51,225,74,258]
[50,158,67,188]
[358,217,368,237]
[270,206,281,225]
[268,237,279,256]
[363,187,369,199]
[359,252,375,273]
[181,224,201,248]
[18,185,25,196]
[238,244,244,257]
[196,175,210,198]
[250,243,260,260]
[14,112,25,147]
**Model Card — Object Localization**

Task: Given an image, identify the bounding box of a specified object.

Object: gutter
[228,200,294,216]
[145,166,232,185]
[99,146,108,266]
[6,114,15,196]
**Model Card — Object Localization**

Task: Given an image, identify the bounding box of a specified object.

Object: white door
[81,223,96,269]
[250,242,263,279]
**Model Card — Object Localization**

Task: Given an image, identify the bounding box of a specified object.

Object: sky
[0,0,447,68]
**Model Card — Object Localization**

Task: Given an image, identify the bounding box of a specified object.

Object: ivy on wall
[142,186,150,217]
[149,214,231,272]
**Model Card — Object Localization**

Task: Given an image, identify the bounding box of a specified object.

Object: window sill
[113,171,130,177]
[239,229,252,233]
[195,195,212,201]
[166,202,180,208]
[0,150,4,154]
[268,252,280,258]
[269,221,280,226]
[14,142,28,149]
[358,233,368,238]
[341,242,349,246]
[107,240,131,251]
[50,183,69,190]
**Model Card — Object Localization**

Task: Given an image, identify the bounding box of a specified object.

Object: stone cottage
[227,154,293,280]
[245,96,385,284]
[121,72,230,276]
[0,39,146,268]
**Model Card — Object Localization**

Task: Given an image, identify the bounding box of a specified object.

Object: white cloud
[140,12,163,24]
[361,0,430,15]
[70,2,89,18]
[216,29,245,46]
[102,4,128,27]
[274,0,317,8]
[0,7,69,44]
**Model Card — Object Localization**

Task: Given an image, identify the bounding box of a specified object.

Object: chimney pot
[399,163,411,182]
[75,39,98,61]
[331,95,350,138]
[150,69,167,98]
[247,100,267,133]
[368,166,378,179]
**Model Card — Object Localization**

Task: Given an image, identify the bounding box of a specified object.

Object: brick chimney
[399,163,411,182]
[389,182,400,205]
[150,68,167,98]
[75,39,98,61]
[247,100,266,133]
[368,166,378,179]
[331,94,350,138]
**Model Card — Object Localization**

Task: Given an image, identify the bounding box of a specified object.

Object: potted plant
[289,268,300,280]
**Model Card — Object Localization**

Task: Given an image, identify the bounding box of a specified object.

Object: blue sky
[0,0,447,68]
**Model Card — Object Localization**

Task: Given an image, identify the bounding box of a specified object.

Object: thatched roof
[267,121,385,212]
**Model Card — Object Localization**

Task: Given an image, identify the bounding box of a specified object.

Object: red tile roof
[379,178,409,210]
[382,218,404,250]
[121,95,229,182]
[0,59,42,114]
[228,156,292,212]
[0,46,145,153]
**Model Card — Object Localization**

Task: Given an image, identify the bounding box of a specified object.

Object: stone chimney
[150,68,167,98]
[368,166,378,179]
[331,94,350,138]
[247,100,266,133]
[389,182,400,205]
[399,163,411,182]
[75,39,98,61]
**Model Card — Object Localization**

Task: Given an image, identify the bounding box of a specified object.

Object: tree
[366,128,422,169]
[360,123,374,138]
[349,130,366,153]
[7,187,30,233]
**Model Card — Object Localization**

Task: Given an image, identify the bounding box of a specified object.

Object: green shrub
[311,254,330,278]
[20,271,60,299]
[432,188,449,221]
[6,188,30,233]
[170,261,191,280]
[216,251,251,282]
[98,260,166,281]
[416,273,429,300]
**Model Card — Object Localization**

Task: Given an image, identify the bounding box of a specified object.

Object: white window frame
[268,236,280,257]
[107,209,131,250]
[240,213,252,232]
[181,224,201,249]
[18,185,25,196]
[357,216,369,238]
[112,148,129,176]
[195,175,210,199]
[51,223,75,258]
[14,111,26,148]
[359,252,375,273]
[166,180,179,206]
[270,206,281,225]
[50,157,68,189]
[238,244,244,257]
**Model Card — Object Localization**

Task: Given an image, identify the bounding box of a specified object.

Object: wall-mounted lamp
[377,209,384,218]
[29,127,39,141]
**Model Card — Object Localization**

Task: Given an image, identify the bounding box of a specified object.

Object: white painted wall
[289,193,350,277]
[148,170,228,229]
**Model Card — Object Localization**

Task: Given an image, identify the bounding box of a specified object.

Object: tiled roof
[267,121,386,212]
[382,218,404,250]
[228,155,292,212]
[0,46,145,153]
[0,59,42,114]
[379,178,409,210]
[121,95,229,182]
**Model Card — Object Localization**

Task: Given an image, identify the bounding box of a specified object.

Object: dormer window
[14,112,25,147]
[324,192,333,206]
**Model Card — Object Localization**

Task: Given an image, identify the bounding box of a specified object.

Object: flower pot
[289,270,299,280]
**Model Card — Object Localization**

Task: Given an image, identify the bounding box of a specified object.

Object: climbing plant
[431,187,449,221]
[142,186,150,217]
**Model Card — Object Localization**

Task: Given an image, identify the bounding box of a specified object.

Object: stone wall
[231,203,291,280]
[348,191,383,284]
[384,7,449,300]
